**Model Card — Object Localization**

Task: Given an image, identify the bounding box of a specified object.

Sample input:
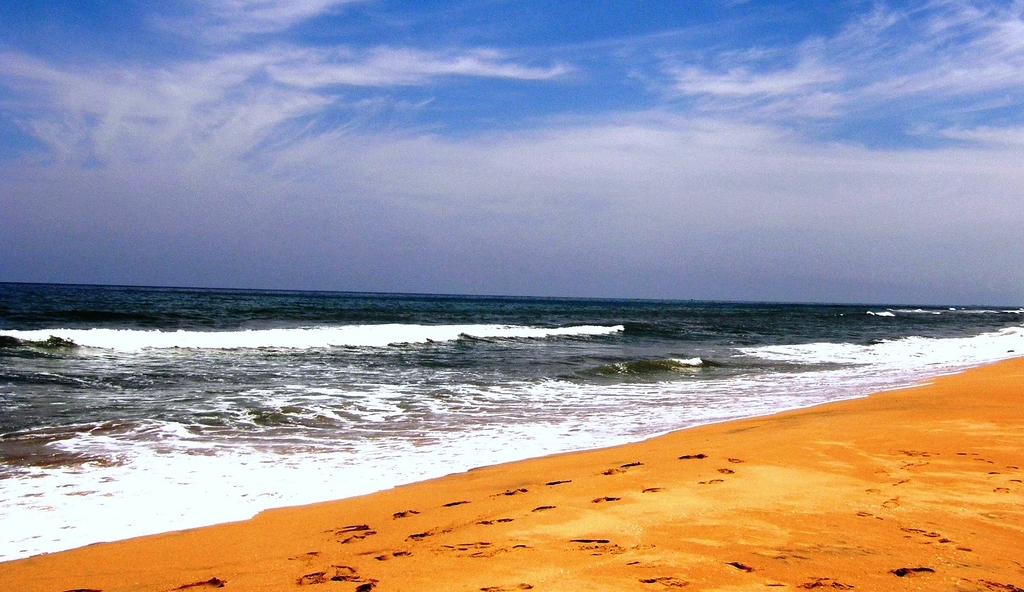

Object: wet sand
[2,357,1023,592]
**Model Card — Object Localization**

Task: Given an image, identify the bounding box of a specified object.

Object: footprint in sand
[393,509,419,519]
[977,580,1024,591]
[374,551,412,561]
[727,562,754,572]
[572,540,625,555]
[698,479,724,485]
[533,505,556,512]
[639,576,689,587]
[495,488,528,496]
[899,450,936,458]
[546,480,571,486]
[592,496,621,503]
[679,454,707,460]
[297,572,328,585]
[480,584,533,591]
[601,462,641,476]
[901,527,943,540]
[174,577,227,589]
[334,524,377,544]
[642,487,663,493]
[717,468,734,474]
[800,578,853,589]
[727,458,745,463]
[890,567,935,577]
[321,565,378,589]
[329,565,359,581]
[444,500,471,507]
[444,541,493,552]
[336,524,371,533]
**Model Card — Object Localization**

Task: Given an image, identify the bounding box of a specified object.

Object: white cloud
[859,4,1024,99]
[4,110,1023,300]
[671,60,841,98]
[940,124,1024,145]
[157,0,366,40]
[0,43,566,168]
[3,0,1024,300]
[265,47,570,87]
[663,0,1024,123]
[0,51,319,165]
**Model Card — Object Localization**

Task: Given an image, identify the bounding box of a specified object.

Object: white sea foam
[742,325,1024,369]
[866,310,896,317]
[2,324,1022,562]
[0,420,629,561]
[0,324,624,352]
[673,357,704,366]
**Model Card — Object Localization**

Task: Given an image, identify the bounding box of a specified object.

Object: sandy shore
[2,358,1023,592]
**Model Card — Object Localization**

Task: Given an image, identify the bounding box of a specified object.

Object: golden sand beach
[2,358,1022,592]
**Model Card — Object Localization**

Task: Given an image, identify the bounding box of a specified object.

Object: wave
[0,335,78,350]
[740,325,1024,368]
[591,357,706,376]
[868,308,1023,316]
[0,324,624,352]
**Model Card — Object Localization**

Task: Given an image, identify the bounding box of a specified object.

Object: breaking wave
[590,357,707,376]
[0,324,624,352]
[741,325,1024,368]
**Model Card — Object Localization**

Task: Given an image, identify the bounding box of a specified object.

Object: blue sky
[1,0,1023,304]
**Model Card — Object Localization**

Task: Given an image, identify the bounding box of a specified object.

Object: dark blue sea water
[1,283,1022,560]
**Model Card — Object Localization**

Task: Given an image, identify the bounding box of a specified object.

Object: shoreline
[2,357,1023,591]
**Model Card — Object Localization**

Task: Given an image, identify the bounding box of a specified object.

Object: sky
[1,0,1023,305]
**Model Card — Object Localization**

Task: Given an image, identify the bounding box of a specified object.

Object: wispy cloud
[0,41,567,167]
[667,58,844,118]
[670,60,841,98]
[265,47,570,87]
[157,0,367,40]
[5,111,1023,300]
[0,50,320,165]
[662,0,1024,128]
[2,0,1023,301]
[940,124,1024,146]
[858,1,1024,100]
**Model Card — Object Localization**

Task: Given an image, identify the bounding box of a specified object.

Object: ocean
[1,283,1022,561]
